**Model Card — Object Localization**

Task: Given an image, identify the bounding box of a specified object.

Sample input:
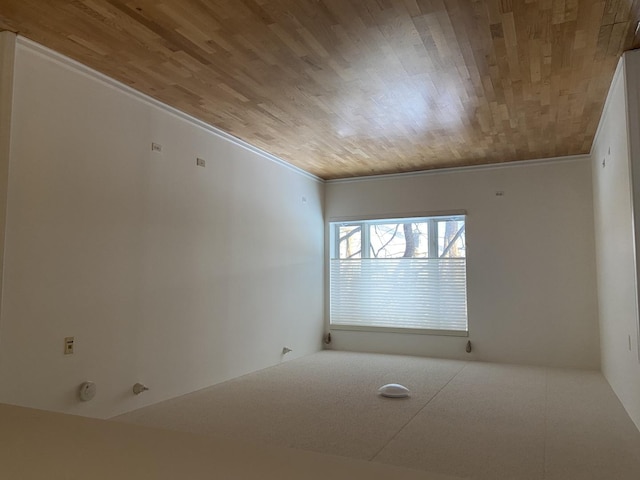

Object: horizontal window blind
[330,258,468,332]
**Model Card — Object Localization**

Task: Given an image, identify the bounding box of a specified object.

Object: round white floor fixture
[378,383,410,398]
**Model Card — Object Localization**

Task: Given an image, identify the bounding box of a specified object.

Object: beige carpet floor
[113,351,640,480]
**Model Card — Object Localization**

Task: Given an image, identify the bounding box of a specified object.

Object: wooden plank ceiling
[1,1,639,179]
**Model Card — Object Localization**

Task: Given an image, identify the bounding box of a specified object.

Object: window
[329,214,468,335]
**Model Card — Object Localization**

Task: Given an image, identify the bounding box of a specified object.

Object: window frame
[327,211,469,337]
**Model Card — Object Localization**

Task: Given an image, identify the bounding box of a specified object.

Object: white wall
[325,159,600,369]
[0,36,325,418]
[592,51,640,431]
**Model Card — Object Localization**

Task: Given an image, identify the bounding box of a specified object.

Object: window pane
[338,225,362,259]
[369,221,429,258]
[438,219,466,258]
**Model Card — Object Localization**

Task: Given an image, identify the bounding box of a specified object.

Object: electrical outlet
[64,336,74,355]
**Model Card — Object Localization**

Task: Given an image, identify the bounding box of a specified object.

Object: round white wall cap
[79,381,96,401]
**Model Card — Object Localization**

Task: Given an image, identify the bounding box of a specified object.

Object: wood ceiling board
[0,0,639,179]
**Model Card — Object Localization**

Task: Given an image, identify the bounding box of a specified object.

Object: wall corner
[0,31,17,335]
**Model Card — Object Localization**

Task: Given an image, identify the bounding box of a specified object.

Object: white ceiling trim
[327,154,591,184]
[15,35,324,184]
